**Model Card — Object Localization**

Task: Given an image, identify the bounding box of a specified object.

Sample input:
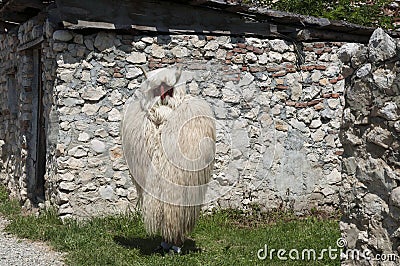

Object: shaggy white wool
[121,67,216,244]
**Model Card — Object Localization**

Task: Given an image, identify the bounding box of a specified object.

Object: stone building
[0,0,396,231]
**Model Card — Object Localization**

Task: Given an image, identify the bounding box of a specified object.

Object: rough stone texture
[1,17,347,218]
[340,28,400,265]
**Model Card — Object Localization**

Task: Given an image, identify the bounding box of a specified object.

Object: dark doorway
[33,48,46,203]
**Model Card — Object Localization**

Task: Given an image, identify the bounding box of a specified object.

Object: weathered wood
[296,28,371,43]
[17,35,43,51]
[55,0,390,42]
[56,0,275,37]
[0,0,44,23]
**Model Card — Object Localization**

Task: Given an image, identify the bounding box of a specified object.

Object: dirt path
[0,216,65,266]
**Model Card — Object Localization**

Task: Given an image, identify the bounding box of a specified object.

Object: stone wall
[45,27,345,218]
[1,16,347,218]
[340,28,400,264]
[0,16,45,208]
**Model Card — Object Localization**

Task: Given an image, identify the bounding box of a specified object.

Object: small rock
[91,139,106,153]
[78,132,90,142]
[269,39,290,52]
[337,43,361,63]
[82,103,100,115]
[202,84,220,97]
[81,86,106,101]
[108,108,121,122]
[126,52,146,63]
[327,168,341,184]
[151,44,165,58]
[366,126,392,149]
[327,99,340,109]
[238,73,254,87]
[53,30,73,42]
[171,46,189,58]
[275,119,289,131]
[125,66,143,79]
[99,185,115,201]
[94,32,115,51]
[311,128,325,142]
[67,146,88,158]
[310,119,322,129]
[59,181,76,192]
[141,37,154,44]
[355,63,371,78]
[204,41,219,51]
[378,102,398,121]
[391,187,400,207]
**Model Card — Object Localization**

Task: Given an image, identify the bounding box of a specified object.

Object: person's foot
[169,245,181,254]
[157,241,182,255]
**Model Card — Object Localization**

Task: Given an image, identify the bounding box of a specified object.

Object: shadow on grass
[114,235,201,255]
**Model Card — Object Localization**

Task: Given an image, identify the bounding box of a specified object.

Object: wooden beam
[56,0,277,37]
[0,0,45,23]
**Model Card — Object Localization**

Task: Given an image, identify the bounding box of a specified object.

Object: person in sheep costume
[121,66,216,254]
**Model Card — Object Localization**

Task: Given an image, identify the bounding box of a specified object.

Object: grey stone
[126,52,146,63]
[311,128,325,142]
[67,146,88,158]
[258,54,268,64]
[90,139,106,153]
[221,87,240,103]
[204,41,219,51]
[202,84,220,97]
[63,157,85,169]
[245,52,257,63]
[390,187,400,207]
[94,32,115,51]
[99,185,115,201]
[81,86,106,101]
[309,119,322,129]
[84,38,94,50]
[238,73,254,87]
[78,132,90,142]
[290,83,302,101]
[337,43,361,63]
[60,172,75,182]
[373,68,396,90]
[355,63,371,78]
[125,67,143,79]
[378,102,398,121]
[171,46,188,58]
[327,168,341,184]
[268,51,282,62]
[141,37,154,44]
[53,30,73,42]
[368,28,397,62]
[59,181,76,192]
[151,44,165,58]
[74,34,84,44]
[108,108,121,122]
[366,126,392,149]
[269,39,290,53]
[82,103,100,115]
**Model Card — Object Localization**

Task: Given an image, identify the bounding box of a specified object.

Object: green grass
[0,186,340,265]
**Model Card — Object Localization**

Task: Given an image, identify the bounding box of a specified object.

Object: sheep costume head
[121,66,216,253]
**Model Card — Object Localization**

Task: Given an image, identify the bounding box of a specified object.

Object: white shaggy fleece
[121,67,216,244]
